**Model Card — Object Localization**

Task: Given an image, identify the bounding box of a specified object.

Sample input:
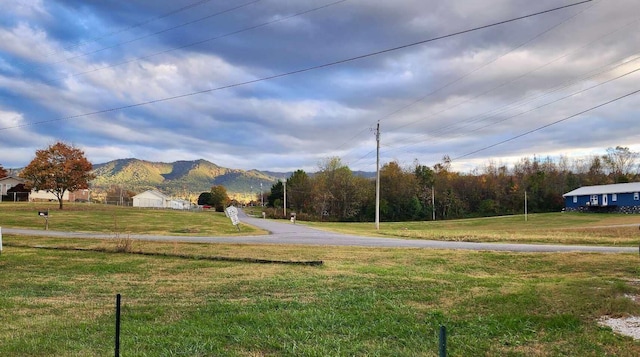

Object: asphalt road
[2,210,638,254]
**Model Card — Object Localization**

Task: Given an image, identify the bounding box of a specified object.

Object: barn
[132,190,170,208]
[563,182,640,213]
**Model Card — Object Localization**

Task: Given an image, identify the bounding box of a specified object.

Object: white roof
[0,175,25,183]
[563,182,640,197]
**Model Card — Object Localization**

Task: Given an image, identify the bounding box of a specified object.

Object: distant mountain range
[91,158,289,198]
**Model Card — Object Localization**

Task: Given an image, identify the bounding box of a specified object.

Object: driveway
[2,210,637,253]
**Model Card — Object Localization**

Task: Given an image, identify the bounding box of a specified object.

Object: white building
[170,199,192,210]
[132,190,170,208]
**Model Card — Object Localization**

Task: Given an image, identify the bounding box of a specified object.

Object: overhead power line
[51,0,262,65]
[0,0,591,132]
[343,0,598,167]
[60,0,348,81]
[452,87,640,161]
[46,0,216,56]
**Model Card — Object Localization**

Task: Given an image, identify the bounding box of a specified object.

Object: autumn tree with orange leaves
[20,142,95,209]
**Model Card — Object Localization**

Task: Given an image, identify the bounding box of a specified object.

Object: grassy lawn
[301,213,640,246]
[1,236,639,356]
[4,202,640,246]
[0,202,265,236]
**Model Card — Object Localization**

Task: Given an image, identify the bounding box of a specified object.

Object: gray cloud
[1,0,639,174]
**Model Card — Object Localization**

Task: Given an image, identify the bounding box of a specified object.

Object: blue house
[563,182,640,213]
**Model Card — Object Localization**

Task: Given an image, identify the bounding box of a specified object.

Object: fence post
[0,226,3,255]
[115,294,121,357]
[439,325,447,357]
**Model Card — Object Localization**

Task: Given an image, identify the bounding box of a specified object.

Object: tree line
[261,146,639,222]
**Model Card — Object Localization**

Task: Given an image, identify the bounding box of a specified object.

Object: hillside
[91,159,282,198]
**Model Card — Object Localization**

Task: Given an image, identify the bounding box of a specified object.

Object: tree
[602,146,639,183]
[209,185,229,212]
[313,157,362,221]
[197,192,213,206]
[20,142,95,209]
[0,164,7,178]
[267,181,284,209]
[380,161,420,221]
[287,169,311,213]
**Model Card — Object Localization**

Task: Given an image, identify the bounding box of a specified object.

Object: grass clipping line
[3,242,324,266]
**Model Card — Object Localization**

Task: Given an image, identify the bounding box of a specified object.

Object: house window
[591,195,599,205]
[635,192,639,201]
[612,194,617,202]
[573,196,577,203]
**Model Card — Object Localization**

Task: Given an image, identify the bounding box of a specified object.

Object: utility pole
[283,180,287,217]
[432,185,436,221]
[260,182,263,207]
[525,191,528,221]
[375,122,380,230]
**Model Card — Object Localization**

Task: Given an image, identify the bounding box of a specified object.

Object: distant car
[202,205,212,209]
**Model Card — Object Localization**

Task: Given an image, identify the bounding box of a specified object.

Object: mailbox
[38,211,48,217]
[290,212,296,223]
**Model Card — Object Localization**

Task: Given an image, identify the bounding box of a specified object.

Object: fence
[1,192,29,202]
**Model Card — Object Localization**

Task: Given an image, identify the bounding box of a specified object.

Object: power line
[0,0,591,132]
[378,11,640,157]
[58,0,348,82]
[385,0,598,134]
[45,0,216,56]
[50,0,262,66]
[343,0,598,168]
[452,87,640,160]
[383,52,640,158]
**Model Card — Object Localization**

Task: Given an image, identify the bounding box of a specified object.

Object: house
[132,190,170,208]
[563,182,640,213]
[0,175,24,195]
[1,175,90,202]
[1,176,28,201]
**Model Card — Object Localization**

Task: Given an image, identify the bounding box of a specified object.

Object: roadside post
[290,212,296,224]
[225,206,241,232]
[0,226,3,255]
[38,210,49,230]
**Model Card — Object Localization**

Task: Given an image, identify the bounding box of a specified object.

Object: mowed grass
[0,202,265,236]
[301,213,640,246]
[1,236,640,356]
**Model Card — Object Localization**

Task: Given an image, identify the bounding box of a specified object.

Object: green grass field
[300,212,640,246]
[1,203,640,355]
[1,236,639,356]
[0,202,265,236]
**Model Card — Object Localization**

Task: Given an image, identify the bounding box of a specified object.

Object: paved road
[2,210,638,253]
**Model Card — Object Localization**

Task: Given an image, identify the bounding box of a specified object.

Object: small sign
[225,206,240,229]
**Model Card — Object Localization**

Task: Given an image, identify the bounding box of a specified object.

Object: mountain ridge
[91,158,286,199]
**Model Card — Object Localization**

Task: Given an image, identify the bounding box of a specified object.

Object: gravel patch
[599,316,640,340]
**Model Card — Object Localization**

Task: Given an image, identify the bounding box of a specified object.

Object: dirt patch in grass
[599,316,640,340]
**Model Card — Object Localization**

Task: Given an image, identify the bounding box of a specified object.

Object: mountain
[91,159,281,198]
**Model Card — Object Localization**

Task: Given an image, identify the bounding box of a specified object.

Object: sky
[1,0,640,173]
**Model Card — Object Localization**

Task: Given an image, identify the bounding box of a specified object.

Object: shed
[563,182,640,213]
[132,190,170,208]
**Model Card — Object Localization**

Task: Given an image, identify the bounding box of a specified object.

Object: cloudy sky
[1,0,639,173]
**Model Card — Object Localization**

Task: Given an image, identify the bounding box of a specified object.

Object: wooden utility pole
[283,180,287,217]
[375,122,380,230]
